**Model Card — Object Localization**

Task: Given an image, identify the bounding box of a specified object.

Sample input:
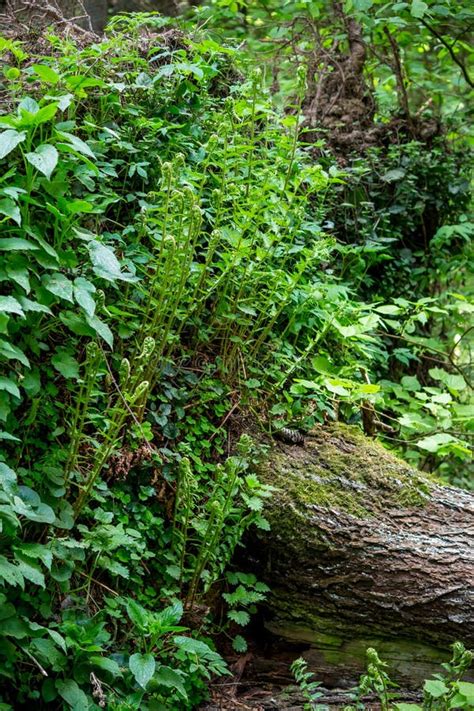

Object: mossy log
[250,424,474,687]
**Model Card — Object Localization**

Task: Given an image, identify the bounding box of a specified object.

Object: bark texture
[250,424,474,686]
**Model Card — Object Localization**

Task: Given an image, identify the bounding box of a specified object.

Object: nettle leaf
[228,610,250,626]
[0,198,21,225]
[43,272,74,302]
[51,349,80,380]
[74,277,96,317]
[0,376,20,399]
[129,652,155,689]
[154,666,187,699]
[26,144,59,180]
[0,129,26,159]
[0,296,24,316]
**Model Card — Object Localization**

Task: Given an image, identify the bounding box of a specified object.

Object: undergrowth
[0,9,471,710]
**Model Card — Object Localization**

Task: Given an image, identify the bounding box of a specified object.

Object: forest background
[0,0,472,708]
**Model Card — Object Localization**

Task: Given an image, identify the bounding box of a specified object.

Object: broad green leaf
[416,433,457,453]
[85,314,113,348]
[26,144,58,180]
[56,679,89,710]
[16,543,52,570]
[17,296,52,314]
[43,273,74,302]
[0,339,30,367]
[424,679,449,698]
[51,350,80,380]
[126,598,149,631]
[129,652,155,689]
[0,129,26,159]
[74,277,96,317]
[0,377,20,398]
[56,130,96,159]
[0,238,38,251]
[411,0,428,17]
[89,655,122,677]
[32,64,60,84]
[0,296,24,316]
[0,198,21,225]
[88,241,124,281]
[16,558,45,588]
[5,263,30,293]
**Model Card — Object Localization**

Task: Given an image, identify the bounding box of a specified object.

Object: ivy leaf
[0,198,21,226]
[129,652,155,689]
[43,273,74,302]
[0,129,26,159]
[26,144,59,180]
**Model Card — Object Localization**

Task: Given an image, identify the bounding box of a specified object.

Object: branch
[420,18,473,88]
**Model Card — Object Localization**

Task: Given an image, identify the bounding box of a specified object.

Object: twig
[420,18,473,88]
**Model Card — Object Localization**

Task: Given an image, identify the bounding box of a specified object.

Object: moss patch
[261,423,432,519]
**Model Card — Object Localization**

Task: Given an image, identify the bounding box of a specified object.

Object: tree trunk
[248,424,474,687]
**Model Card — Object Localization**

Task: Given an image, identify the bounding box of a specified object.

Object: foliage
[293,642,474,710]
[0,2,472,708]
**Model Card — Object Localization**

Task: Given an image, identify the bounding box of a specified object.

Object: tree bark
[249,424,474,687]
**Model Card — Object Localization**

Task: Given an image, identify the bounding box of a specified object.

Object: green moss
[261,423,432,520]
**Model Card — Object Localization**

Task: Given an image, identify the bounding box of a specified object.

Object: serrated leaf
[17,296,52,314]
[129,652,155,689]
[17,543,52,570]
[232,635,248,653]
[228,610,250,626]
[416,433,457,453]
[0,129,26,159]
[16,557,45,588]
[26,144,58,180]
[154,665,187,698]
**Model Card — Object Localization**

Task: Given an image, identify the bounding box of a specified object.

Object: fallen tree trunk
[248,424,474,687]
